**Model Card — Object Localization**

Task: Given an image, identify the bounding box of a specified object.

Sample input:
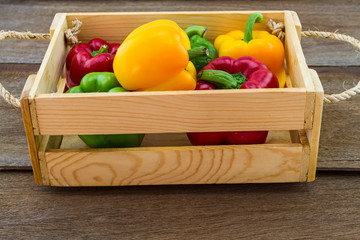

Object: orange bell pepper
[214,13,286,88]
[113,20,203,91]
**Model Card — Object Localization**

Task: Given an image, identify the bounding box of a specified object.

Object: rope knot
[65,19,82,46]
[267,19,285,41]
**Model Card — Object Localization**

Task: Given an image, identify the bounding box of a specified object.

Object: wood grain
[0,1,359,238]
[1,0,359,66]
[29,11,308,138]
[284,12,316,131]
[1,171,360,239]
[20,75,42,184]
[35,89,306,135]
[298,130,310,182]
[1,65,357,170]
[284,12,312,90]
[65,11,284,43]
[0,64,38,169]
[305,70,324,181]
[28,13,67,99]
[315,66,360,170]
[45,143,303,186]
[45,131,301,187]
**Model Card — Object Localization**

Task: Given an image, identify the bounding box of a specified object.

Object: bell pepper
[186,56,278,146]
[214,12,286,88]
[185,26,218,72]
[113,20,208,91]
[66,38,121,89]
[66,72,144,148]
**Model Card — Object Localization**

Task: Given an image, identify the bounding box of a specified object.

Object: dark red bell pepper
[187,56,279,146]
[66,38,120,88]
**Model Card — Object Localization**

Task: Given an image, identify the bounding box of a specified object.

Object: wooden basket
[20,11,324,186]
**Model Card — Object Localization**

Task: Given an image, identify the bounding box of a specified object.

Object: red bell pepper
[66,38,120,88]
[187,56,279,146]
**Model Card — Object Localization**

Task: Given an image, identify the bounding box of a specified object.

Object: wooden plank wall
[0,0,359,170]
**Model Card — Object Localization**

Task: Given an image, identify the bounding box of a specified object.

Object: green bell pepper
[185,26,218,72]
[66,72,144,148]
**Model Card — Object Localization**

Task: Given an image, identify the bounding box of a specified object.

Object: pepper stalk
[243,12,264,43]
[187,47,209,60]
[185,26,208,38]
[91,45,109,57]
[198,69,248,89]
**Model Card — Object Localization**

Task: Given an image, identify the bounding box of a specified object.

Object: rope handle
[268,19,360,103]
[0,20,82,108]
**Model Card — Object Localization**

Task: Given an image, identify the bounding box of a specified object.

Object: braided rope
[323,81,360,103]
[0,83,20,108]
[0,20,82,108]
[0,30,50,41]
[301,30,360,49]
[268,19,360,104]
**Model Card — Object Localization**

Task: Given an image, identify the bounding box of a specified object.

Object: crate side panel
[45,144,303,186]
[66,11,284,42]
[29,13,68,99]
[284,12,312,90]
[306,70,324,182]
[35,89,306,135]
[20,75,42,185]
[284,12,315,130]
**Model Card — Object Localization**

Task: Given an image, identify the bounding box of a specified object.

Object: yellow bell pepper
[214,13,286,88]
[113,20,202,91]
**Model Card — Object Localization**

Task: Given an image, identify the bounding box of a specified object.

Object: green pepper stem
[185,26,208,38]
[243,12,264,43]
[198,70,247,89]
[187,47,209,60]
[91,45,109,57]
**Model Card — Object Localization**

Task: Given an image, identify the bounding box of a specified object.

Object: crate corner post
[20,75,44,185]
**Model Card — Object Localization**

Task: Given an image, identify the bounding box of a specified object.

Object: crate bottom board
[38,131,308,186]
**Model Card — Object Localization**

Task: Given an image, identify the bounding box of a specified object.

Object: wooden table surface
[0,1,359,239]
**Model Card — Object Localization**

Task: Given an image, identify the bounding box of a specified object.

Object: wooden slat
[20,75,42,184]
[284,12,315,130]
[50,13,64,37]
[37,135,64,185]
[306,69,324,181]
[45,143,303,186]
[290,11,302,40]
[34,88,306,135]
[1,1,360,66]
[2,65,355,171]
[316,66,360,170]
[66,11,285,43]
[2,171,360,239]
[29,13,67,98]
[28,13,68,135]
[298,130,310,181]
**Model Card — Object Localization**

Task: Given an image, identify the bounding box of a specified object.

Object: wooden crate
[20,11,323,186]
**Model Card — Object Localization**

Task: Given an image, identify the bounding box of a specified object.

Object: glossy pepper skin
[186,56,278,146]
[66,72,144,148]
[214,13,286,88]
[185,26,218,72]
[66,38,120,89]
[113,20,207,91]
